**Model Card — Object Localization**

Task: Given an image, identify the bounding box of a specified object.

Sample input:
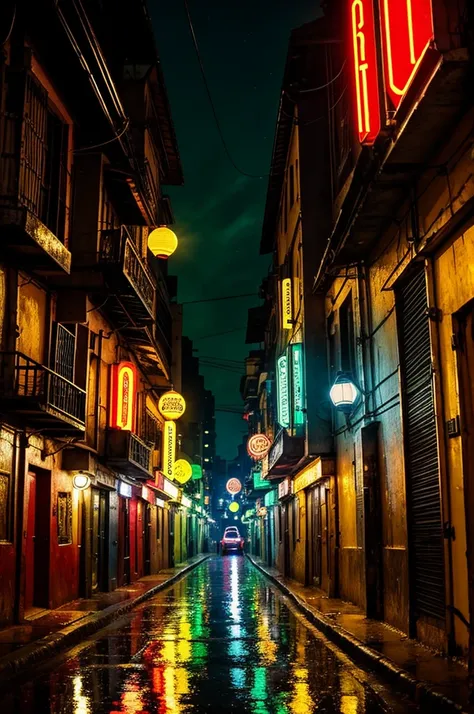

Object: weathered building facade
[0,0,206,626]
[243,0,474,663]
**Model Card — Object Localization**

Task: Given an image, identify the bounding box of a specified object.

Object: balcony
[267,429,305,480]
[0,352,86,434]
[99,226,156,324]
[106,430,153,480]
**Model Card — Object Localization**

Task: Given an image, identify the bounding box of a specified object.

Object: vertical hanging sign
[162,420,176,481]
[110,362,137,431]
[276,353,290,428]
[350,0,381,145]
[380,0,434,112]
[281,278,293,330]
[291,343,305,428]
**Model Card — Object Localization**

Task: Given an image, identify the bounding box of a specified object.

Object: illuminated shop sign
[350,0,381,145]
[281,278,293,330]
[181,495,192,509]
[192,464,203,481]
[278,478,291,499]
[380,0,434,112]
[253,471,269,490]
[174,459,192,485]
[247,433,272,461]
[141,486,155,505]
[119,482,132,498]
[264,489,277,508]
[226,478,242,495]
[110,362,137,431]
[158,390,186,420]
[276,353,290,428]
[291,343,305,428]
[163,477,179,500]
[293,459,322,493]
[156,498,165,509]
[162,421,176,481]
[229,501,240,513]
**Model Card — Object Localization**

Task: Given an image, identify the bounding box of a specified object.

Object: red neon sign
[380,0,434,111]
[110,361,137,431]
[350,0,381,145]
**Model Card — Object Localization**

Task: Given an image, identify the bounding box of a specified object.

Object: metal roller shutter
[398,266,445,623]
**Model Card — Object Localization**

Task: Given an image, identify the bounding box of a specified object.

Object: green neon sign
[253,471,269,490]
[291,343,305,428]
[264,489,277,507]
[192,464,203,480]
[276,353,290,428]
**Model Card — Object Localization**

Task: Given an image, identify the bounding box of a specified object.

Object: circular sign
[247,433,272,461]
[226,478,242,495]
[173,459,192,485]
[158,390,186,420]
[229,501,240,513]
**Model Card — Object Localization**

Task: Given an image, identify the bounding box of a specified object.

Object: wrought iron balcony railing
[100,226,156,321]
[106,429,153,479]
[0,352,86,433]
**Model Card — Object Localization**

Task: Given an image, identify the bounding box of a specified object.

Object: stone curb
[247,554,466,714]
[0,554,209,689]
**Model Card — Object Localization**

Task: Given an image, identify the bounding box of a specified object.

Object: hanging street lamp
[148,226,178,259]
[329,372,360,414]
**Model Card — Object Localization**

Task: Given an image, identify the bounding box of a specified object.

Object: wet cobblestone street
[0,558,418,713]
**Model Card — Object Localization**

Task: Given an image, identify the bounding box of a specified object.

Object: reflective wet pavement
[0,557,418,713]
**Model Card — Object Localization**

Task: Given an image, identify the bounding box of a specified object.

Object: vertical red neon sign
[110,361,137,431]
[380,0,434,111]
[351,0,381,146]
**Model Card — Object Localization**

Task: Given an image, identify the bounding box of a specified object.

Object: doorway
[362,422,384,619]
[25,468,51,613]
[91,489,108,592]
[307,482,330,591]
[144,503,152,576]
[118,497,131,586]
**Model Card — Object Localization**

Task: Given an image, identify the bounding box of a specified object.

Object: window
[340,294,356,374]
[144,408,161,447]
[289,165,295,207]
[57,492,72,545]
[53,324,76,382]
[292,497,300,548]
[283,186,288,234]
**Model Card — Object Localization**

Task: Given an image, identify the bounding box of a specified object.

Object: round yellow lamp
[229,501,240,513]
[148,226,178,259]
[174,459,193,485]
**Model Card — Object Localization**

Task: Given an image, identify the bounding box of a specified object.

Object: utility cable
[1,3,15,45]
[181,291,257,305]
[183,0,268,179]
[73,117,130,153]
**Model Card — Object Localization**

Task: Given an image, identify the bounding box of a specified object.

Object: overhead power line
[181,292,257,305]
[194,327,246,341]
[183,0,268,180]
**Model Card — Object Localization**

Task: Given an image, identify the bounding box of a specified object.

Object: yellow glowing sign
[229,501,240,513]
[174,459,193,485]
[158,390,186,420]
[163,420,176,480]
[110,362,137,431]
[281,278,293,330]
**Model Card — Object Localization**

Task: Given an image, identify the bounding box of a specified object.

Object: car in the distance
[221,527,244,555]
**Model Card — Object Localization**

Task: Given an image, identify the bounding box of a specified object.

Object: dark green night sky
[151,0,320,460]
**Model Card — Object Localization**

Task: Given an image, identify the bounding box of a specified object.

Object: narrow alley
[0,558,416,714]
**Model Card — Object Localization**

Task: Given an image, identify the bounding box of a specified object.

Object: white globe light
[329,375,359,412]
[73,473,91,490]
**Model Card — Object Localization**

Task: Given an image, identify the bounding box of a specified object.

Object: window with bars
[143,408,161,449]
[53,324,76,382]
[9,71,71,242]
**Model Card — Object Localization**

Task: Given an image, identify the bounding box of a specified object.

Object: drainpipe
[359,263,376,416]
[14,431,28,624]
[94,329,103,452]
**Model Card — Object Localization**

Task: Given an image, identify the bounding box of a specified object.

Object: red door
[25,472,36,611]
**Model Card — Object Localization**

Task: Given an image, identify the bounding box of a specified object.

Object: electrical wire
[183,0,268,180]
[194,327,246,341]
[181,292,257,305]
[299,61,347,93]
[73,118,130,153]
[1,3,16,45]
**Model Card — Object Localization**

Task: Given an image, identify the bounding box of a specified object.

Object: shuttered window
[397,266,445,623]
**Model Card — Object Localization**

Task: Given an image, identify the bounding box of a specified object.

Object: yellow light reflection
[73,675,90,714]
